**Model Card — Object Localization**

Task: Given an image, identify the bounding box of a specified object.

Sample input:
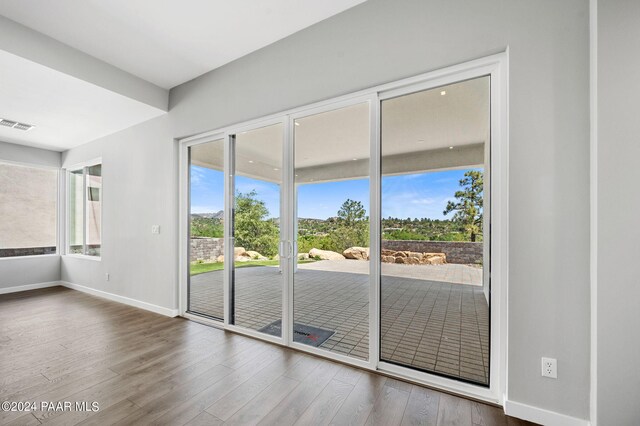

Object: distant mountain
[298,217,327,222]
[191,210,224,220]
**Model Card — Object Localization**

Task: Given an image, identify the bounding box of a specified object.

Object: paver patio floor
[189,261,488,384]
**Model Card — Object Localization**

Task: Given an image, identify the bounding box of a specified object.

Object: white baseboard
[0,281,61,294]
[505,400,590,426]
[60,281,179,317]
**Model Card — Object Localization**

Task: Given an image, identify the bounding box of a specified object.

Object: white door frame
[178,52,508,405]
[224,116,289,346]
[376,57,508,403]
[178,133,225,324]
[287,93,377,371]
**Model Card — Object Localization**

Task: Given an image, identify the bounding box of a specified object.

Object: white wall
[61,115,177,312]
[597,0,640,424]
[60,0,591,421]
[0,141,61,289]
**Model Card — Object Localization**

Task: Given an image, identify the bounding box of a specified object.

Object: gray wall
[597,0,640,424]
[0,141,61,290]
[0,140,61,167]
[61,115,178,311]
[60,0,591,420]
[170,0,591,420]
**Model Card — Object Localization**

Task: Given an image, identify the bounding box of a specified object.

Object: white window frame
[178,52,508,405]
[64,158,102,260]
[0,159,60,260]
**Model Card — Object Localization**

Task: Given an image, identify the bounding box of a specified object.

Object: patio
[189,260,488,385]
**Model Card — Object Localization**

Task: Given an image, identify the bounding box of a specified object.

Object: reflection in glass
[68,169,84,254]
[86,164,102,256]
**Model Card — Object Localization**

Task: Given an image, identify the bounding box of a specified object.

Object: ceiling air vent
[0,118,35,131]
[0,119,17,128]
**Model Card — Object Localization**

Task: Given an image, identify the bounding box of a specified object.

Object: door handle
[288,241,294,259]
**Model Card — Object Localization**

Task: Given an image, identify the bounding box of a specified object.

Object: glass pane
[294,102,370,360]
[0,162,57,257]
[232,124,283,335]
[380,76,490,385]
[188,139,225,320]
[69,169,84,254]
[86,164,102,256]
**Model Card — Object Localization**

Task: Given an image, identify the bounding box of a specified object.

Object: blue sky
[190,166,478,220]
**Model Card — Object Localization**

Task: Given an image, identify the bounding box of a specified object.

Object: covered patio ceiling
[190,76,489,183]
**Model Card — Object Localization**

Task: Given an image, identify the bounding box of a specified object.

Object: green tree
[234,190,279,257]
[337,199,366,226]
[443,170,483,242]
[330,199,369,251]
[190,217,223,238]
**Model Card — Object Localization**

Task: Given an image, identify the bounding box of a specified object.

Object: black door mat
[258,320,334,347]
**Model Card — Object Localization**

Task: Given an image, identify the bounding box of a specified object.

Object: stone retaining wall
[190,237,223,262]
[189,237,482,264]
[382,240,483,264]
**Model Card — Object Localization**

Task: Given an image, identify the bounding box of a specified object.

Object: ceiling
[0,0,367,89]
[191,76,489,182]
[0,50,165,151]
[0,1,366,151]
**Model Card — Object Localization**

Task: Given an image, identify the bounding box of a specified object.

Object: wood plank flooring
[0,287,537,426]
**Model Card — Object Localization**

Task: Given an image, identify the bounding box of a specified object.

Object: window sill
[64,254,102,262]
[0,253,59,261]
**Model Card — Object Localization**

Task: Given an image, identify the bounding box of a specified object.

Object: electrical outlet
[151,225,160,234]
[105,273,110,282]
[541,357,557,379]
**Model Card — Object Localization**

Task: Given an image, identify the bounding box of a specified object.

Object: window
[0,162,58,257]
[68,162,102,257]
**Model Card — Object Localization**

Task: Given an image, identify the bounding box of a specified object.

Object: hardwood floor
[0,287,536,426]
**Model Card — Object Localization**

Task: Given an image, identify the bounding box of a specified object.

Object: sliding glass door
[379,76,490,385]
[292,102,371,361]
[180,58,504,397]
[230,123,284,336]
[187,138,225,320]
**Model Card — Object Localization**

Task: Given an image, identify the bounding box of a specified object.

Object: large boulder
[381,255,396,263]
[298,253,310,260]
[381,249,396,256]
[309,248,346,260]
[234,247,249,257]
[216,255,225,263]
[420,253,447,265]
[343,247,370,260]
[393,251,407,258]
[246,250,268,260]
[421,253,447,265]
[403,256,421,265]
